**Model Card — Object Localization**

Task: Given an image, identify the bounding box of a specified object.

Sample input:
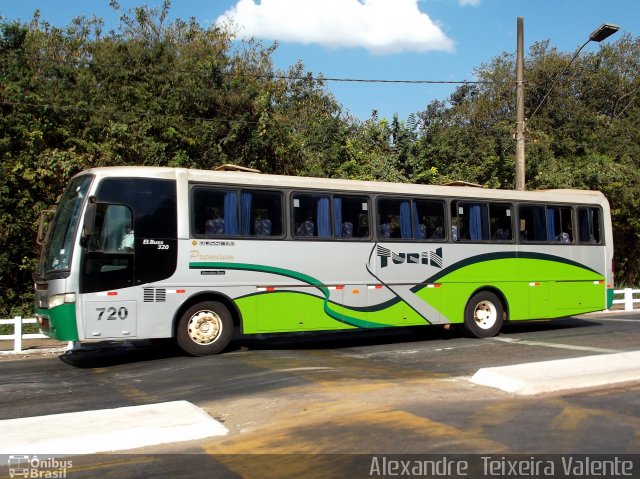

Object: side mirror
[36,209,55,246]
[80,198,97,247]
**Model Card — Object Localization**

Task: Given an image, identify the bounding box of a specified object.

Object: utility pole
[515,16,525,191]
[514,19,618,191]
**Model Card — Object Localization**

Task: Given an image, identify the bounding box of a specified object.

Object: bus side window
[489,203,513,241]
[518,205,546,242]
[242,190,282,237]
[191,188,242,236]
[413,199,446,241]
[547,206,573,243]
[333,195,369,239]
[293,194,325,238]
[451,202,489,241]
[578,207,601,244]
[377,198,403,239]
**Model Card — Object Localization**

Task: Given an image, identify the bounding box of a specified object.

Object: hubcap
[473,301,497,330]
[187,310,222,345]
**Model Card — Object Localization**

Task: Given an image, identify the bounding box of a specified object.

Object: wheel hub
[187,311,222,344]
[474,301,497,329]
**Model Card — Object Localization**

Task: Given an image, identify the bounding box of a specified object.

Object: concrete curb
[0,347,67,356]
[470,350,640,395]
[0,401,228,455]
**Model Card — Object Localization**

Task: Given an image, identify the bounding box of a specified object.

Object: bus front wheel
[176,301,233,356]
[463,291,504,338]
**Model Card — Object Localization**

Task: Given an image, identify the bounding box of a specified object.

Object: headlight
[48,293,76,309]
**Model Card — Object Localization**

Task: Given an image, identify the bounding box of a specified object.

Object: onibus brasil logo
[8,455,72,478]
[377,245,443,269]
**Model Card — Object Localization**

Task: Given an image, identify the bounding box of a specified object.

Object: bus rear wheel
[463,291,504,338]
[176,301,233,356]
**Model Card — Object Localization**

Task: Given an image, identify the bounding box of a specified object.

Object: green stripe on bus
[190,262,394,329]
[190,254,605,332]
[35,303,79,341]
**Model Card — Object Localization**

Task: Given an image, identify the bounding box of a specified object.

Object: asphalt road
[1,312,640,478]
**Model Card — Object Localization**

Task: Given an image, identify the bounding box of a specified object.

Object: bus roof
[78,166,608,205]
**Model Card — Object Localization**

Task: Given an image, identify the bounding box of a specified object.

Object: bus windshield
[38,175,93,277]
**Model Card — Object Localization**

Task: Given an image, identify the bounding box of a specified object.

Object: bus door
[80,202,138,339]
[79,177,178,340]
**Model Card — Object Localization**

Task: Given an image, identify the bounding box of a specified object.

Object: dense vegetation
[1,2,639,315]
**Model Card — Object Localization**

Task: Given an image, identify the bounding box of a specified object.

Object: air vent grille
[143,288,166,302]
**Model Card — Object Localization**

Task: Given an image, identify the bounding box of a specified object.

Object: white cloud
[458,0,481,6]
[215,0,455,54]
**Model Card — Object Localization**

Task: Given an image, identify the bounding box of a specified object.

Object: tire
[463,291,504,338]
[176,301,233,356]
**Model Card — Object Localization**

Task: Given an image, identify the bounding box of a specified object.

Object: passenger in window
[296,211,315,237]
[342,222,353,238]
[382,211,404,238]
[431,227,444,239]
[493,229,511,241]
[120,227,134,251]
[379,212,394,239]
[254,213,272,236]
[358,213,369,238]
[205,208,224,235]
[378,223,391,238]
[419,223,427,239]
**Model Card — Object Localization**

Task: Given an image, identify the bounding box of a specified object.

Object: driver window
[90,204,134,253]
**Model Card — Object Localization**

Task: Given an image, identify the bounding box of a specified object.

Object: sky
[1,0,639,121]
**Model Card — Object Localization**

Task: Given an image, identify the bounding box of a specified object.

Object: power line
[264,74,499,85]
[7,53,507,86]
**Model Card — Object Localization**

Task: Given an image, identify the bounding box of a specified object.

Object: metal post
[14,316,22,353]
[624,288,633,311]
[515,17,526,191]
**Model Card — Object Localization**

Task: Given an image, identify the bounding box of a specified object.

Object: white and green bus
[34,166,614,355]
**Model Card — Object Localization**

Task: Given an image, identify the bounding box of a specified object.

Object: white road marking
[597,317,640,322]
[491,336,619,354]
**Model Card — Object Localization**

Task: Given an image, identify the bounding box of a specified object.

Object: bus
[33,166,614,356]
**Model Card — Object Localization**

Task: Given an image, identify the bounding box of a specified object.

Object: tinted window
[332,195,370,239]
[414,200,446,240]
[378,198,445,240]
[192,187,283,237]
[451,202,489,241]
[244,190,283,237]
[547,206,573,243]
[578,207,602,244]
[489,203,513,241]
[292,193,328,238]
[90,177,178,289]
[518,205,547,242]
[292,193,369,239]
[82,204,135,293]
[96,178,177,239]
[192,188,238,236]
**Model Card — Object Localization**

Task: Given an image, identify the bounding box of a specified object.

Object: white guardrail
[1,288,639,353]
[611,288,640,311]
[0,316,49,353]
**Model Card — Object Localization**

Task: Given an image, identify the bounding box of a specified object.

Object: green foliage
[1,3,639,315]
[412,34,640,283]
[0,3,346,315]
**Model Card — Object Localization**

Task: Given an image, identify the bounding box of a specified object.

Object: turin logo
[377,245,443,269]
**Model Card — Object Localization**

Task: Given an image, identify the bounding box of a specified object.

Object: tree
[0,2,348,315]
[412,35,640,283]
